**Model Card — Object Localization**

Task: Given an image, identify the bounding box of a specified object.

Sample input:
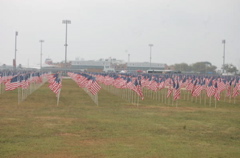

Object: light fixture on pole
[14,31,18,69]
[222,40,226,73]
[39,40,44,69]
[62,20,71,66]
[149,44,153,70]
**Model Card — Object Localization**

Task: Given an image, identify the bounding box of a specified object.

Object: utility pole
[39,40,44,69]
[222,40,226,73]
[62,20,71,66]
[14,31,18,69]
[149,44,153,70]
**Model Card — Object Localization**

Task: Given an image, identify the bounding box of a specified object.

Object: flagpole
[57,73,62,106]
[215,97,217,108]
[204,91,207,106]
[18,83,20,105]
[224,91,226,102]
[164,88,167,104]
[57,89,61,106]
[183,89,186,100]
[209,96,212,107]
[200,93,202,105]
[137,94,139,107]
[96,94,99,106]
[229,94,231,103]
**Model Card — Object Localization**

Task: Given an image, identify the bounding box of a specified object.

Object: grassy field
[0,79,240,158]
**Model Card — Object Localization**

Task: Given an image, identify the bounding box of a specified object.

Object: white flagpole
[57,88,61,106]
[57,73,62,106]
[209,96,211,107]
[17,76,20,105]
[137,94,139,107]
[215,97,217,108]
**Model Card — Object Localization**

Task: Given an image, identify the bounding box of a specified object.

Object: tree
[192,62,217,74]
[223,64,238,74]
[173,63,191,72]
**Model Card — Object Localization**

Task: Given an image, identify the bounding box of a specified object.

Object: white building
[70,58,166,72]
[127,62,165,71]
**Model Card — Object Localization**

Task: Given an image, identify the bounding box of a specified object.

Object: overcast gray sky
[0,0,240,69]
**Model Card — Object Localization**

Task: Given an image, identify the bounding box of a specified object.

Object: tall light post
[149,44,153,70]
[39,40,44,69]
[222,39,226,73]
[14,31,18,69]
[128,53,130,63]
[62,20,71,66]
[126,50,130,72]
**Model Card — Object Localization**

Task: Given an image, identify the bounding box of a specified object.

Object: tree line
[170,62,238,74]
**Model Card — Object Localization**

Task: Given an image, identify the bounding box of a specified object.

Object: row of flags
[1,71,239,105]
[0,71,62,96]
[68,72,101,95]
[0,72,45,91]
[91,73,240,101]
[0,71,49,104]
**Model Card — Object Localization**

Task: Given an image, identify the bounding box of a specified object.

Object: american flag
[214,82,221,101]
[148,77,158,92]
[48,73,62,96]
[158,78,165,90]
[173,80,181,100]
[133,79,144,100]
[89,80,101,95]
[232,81,240,97]
[126,78,135,90]
[216,79,226,93]
[206,80,216,97]
[167,80,173,98]
[226,80,232,97]
[52,78,62,94]
[186,79,194,92]
[5,76,19,91]
[192,80,203,97]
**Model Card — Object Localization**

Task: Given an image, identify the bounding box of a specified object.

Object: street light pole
[149,44,153,70]
[222,40,226,73]
[39,40,44,69]
[125,50,130,72]
[128,53,130,63]
[14,31,18,69]
[62,20,71,66]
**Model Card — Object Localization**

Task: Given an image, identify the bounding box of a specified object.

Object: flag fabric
[48,73,62,96]
[232,82,240,97]
[206,80,216,97]
[167,79,173,98]
[5,76,19,91]
[192,80,203,97]
[214,83,221,100]
[89,80,101,95]
[133,79,144,100]
[52,78,62,94]
[173,80,181,100]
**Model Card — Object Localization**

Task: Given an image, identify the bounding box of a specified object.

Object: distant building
[127,62,165,72]
[69,58,166,73]
[0,64,14,70]
[45,58,53,65]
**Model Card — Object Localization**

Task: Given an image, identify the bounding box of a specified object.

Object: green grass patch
[0,79,240,158]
